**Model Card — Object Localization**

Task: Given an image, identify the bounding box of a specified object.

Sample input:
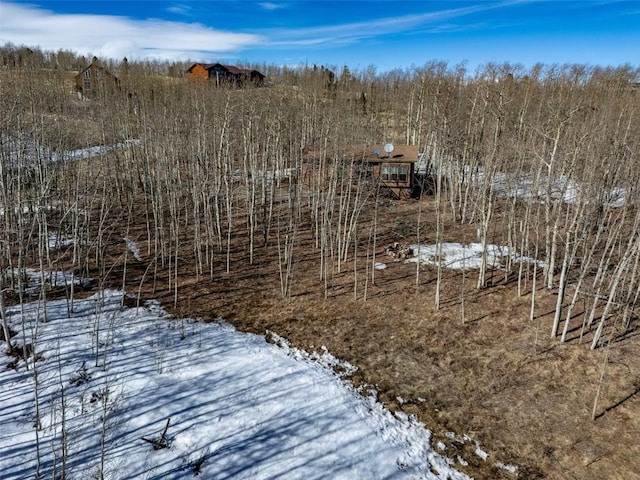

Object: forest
[1,44,639,479]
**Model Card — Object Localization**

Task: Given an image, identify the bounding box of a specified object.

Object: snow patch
[406,242,544,270]
[496,461,518,474]
[1,291,470,480]
[475,443,489,461]
[466,166,627,208]
[4,137,140,166]
[48,233,75,250]
[21,268,93,296]
[124,237,143,261]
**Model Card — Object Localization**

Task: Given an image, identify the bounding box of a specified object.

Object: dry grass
[40,195,640,480]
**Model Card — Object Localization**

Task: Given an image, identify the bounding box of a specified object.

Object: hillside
[1,54,639,479]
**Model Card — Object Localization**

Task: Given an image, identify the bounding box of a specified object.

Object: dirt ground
[42,196,640,480]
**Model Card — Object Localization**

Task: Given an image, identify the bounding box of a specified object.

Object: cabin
[74,63,120,99]
[303,144,420,198]
[365,144,419,198]
[186,63,265,86]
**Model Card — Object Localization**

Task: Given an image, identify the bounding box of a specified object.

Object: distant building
[303,144,421,199]
[186,63,265,86]
[74,63,120,98]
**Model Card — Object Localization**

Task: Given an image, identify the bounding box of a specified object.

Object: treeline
[1,44,639,361]
[0,42,191,76]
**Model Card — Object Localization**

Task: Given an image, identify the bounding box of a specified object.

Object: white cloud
[0,1,264,61]
[166,4,192,16]
[259,2,286,10]
[0,0,536,61]
[264,1,522,47]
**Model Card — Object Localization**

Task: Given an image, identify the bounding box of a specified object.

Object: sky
[0,0,639,73]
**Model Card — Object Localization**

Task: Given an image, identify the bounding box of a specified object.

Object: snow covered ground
[3,137,140,166]
[1,290,471,480]
[464,166,627,207]
[405,242,544,270]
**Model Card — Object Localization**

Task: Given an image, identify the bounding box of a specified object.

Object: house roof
[187,63,264,77]
[305,144,419,163]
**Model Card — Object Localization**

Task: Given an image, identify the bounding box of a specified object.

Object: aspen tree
[590,231,640,349]
[434,144,445,306]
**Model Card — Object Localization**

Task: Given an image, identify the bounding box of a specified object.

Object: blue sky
[1,1,638,72]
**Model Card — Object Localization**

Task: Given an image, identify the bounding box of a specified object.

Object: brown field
[79,195,640,480]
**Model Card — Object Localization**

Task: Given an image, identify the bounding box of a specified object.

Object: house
[186,63,265,86]
[303,144,421,198]
[355,144,420,198]
[74,62,120,98]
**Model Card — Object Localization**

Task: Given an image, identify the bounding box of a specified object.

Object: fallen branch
[141,418,171,450]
